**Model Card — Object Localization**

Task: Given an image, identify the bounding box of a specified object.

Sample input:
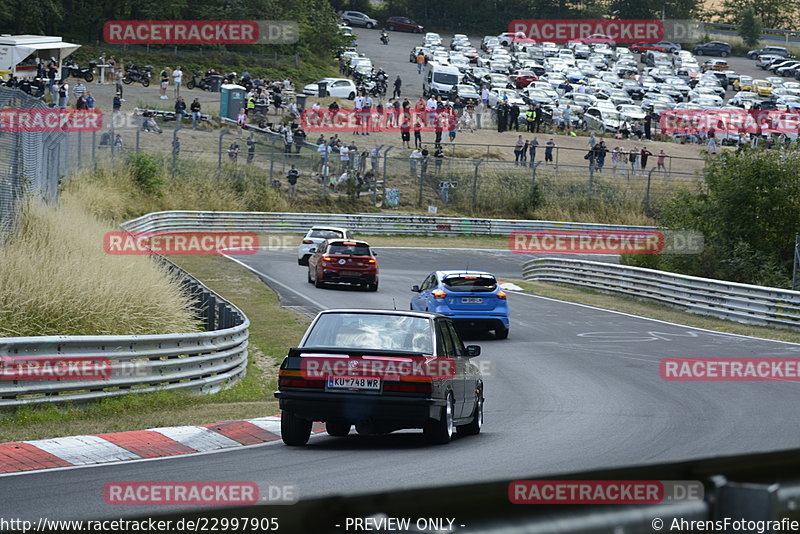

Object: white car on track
[298,227,354,265]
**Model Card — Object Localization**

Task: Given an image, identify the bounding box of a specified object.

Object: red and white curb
[0,416,325,474]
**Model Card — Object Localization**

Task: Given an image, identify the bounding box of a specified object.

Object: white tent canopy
[0,35,81,75]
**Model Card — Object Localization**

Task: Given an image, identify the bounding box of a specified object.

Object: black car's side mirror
[411,285,421,292]
[309,247,316,253]
[466,345,481,357]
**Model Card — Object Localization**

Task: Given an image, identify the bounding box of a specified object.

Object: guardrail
[0,258,250,407]
[523,257,800,330]
[121,210,657,236]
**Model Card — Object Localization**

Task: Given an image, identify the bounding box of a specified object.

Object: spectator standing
[707,128,717,154]
[370,147,380,175]
[174,96,187,121]
[85,92,95,109]
[595,141,607,172]
[236,108,247,136]
[73,81,86,101]
[339,143,350,173]
[228,141,240,161]
[533,104,543,133]
[172,66,183,98]
[644,111,653,140]
[190,98,202,129]
[76,95,87,110]
[434,144,445,174]
[510,104,520,132]
[286,165,299,198]
[416,53,425,74]
[113,134,123,148]
[640,146,652,171]
[611,146,621,173]
[545,138,556,163]
[393,75,402,98]
[160,68,169,99]
[283,126,294,154]
[294,126,307,153]
[413,118,423,148]
[528,137,539,165]
[520,139,529,164]
[113,93,122,114]
[115,68,124,98]
[58,81,69,108]
[657,150,667,172]
[629,147,639,172]
[47,63,57,95]
[420,145,429,176]
[400,115,411,148]
[317,140,331,170]
[409,148,421,175]
[108,56,116,82]
[514,135,524,165]
[246,133,256,163]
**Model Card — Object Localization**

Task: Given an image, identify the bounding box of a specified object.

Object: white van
[422,63,461,98]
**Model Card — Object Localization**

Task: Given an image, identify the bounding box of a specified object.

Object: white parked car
[488,88,525,107]
[617,104,646,121]
[302,78,357,99]
[298,227,354,265]
[424,32,443,46]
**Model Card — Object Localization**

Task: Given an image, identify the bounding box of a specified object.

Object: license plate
[462,297,483,303]
[326,376,381,391]
[340,270,360,276]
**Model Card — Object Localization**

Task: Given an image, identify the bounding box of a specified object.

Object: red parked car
[385,16,424,33]
[509,70,539,88]
[308,239,379,291]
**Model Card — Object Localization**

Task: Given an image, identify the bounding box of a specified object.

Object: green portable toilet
[220,84,246,121]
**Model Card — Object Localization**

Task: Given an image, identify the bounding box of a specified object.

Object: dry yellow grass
[0,195,200,337]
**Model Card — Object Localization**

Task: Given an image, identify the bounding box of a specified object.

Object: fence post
[531,160,542,195]
[644,168,655,215]
[472,158,484,214]
[793,234,800,290]
[172,122,183,179]
[136,126,140,153]
[378,146,392,205]
[92,130,96,171]
[588,160,594,195]
[217,129,231,179]
[77,131,82,169]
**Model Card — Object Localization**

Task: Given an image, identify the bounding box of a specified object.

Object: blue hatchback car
[411,270,510,339]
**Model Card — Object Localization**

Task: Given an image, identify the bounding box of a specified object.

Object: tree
[738,6,762,47]
[630,151,800,288]
[716,0,798,30]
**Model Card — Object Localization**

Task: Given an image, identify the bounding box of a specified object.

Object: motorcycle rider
[380,31,389,45]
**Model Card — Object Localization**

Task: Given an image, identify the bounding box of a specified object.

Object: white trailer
[0,35,81,80]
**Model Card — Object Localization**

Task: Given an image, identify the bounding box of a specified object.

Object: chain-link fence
[0,87,96,238]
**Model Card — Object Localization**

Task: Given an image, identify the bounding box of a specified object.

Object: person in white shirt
[409,148,422,175]
[339,144,350,172]
[426,96,437,111]
[172,66,183,98]
[311,101,320,111]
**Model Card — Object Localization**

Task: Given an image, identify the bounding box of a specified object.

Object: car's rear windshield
[443,275,498,292]
[303,313,433,353]
[327,243,371,256]
[309,229,344,239]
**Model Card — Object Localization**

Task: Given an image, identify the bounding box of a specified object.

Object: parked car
[307,239,379,291]
[385,16,424,33]
[341,11,379,29]
[748,46,792,60]
[733,75,754,92]
[757,55,783,69]
[693,41,731,57]
[302,78,357,99]
[275,309,484,445]
[702,59,729,71]
[411,270,510,338]
[584,107,622,133]
[753,79,774,97]
[631,41,680,53]
[297,226,353,265]
[448,84,480,104]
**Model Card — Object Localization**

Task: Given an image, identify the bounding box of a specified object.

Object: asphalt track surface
[3,247,800,522]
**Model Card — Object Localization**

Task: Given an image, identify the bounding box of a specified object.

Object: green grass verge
[0,254,309,442]
[511,279,800,344]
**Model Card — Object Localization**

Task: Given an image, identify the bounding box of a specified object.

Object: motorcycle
[122,63,152,87]
[18,79,45,98]
[380,32,389,45]
[63,60,96,82]
[186,70,214,91]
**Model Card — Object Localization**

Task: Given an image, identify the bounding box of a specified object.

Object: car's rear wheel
[720,51,729,58]
[326,420,351,436]
[695,49,704,56]
[366,280,378,291]
[281,411,312,446]
[307,269,314,283]
[423,393,454,444]
[348,91,355,100]
[495,326,509,339]
[457,389,483,436]
[365,22,374,29]
[314,275,325,288]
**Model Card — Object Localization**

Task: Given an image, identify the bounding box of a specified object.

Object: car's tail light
[366,259,376,263]
[432,289,447,299]
[302,239,314,244]
[497,290,507,300]
[279,369,324,388]
[322,256,332,261]
[384,380,433,394]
